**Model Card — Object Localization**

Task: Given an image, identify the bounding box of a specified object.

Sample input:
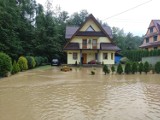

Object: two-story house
[64,14,120,64]
[139,20,160,50]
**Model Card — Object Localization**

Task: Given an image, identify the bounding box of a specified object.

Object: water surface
[0,66,160,120]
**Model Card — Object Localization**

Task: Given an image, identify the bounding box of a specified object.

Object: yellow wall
[71,36,111,49]
[99,51,115,64]
[67,51,80,64]
[80,19,100,31]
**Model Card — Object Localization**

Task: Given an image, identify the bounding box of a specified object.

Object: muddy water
[0,66,160,120]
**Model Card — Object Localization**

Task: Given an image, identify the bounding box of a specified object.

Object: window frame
[103,53,108,60]
[150,27,153,33]
[73,53,77,60]
[146,38,149,43]
[154,36,157,41]
[111,53,114,60]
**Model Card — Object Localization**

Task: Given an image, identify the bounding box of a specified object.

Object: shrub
[131,62,137,74]
[143,61,149,74]
[120,57,129,64]
[18,56,28,71]
[125,62,131,74]
[111,65,115,73]
[12,61,20,74]
[0,52,12,77]
[117,63,123,74]
[26,56,36,69]
[103,65,110,75]
[138,62,143,74]
[44,57,48,63]
[35,56,44,66]
[155,61,160,74]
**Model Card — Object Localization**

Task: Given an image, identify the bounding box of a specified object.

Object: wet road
[0,66,160,120]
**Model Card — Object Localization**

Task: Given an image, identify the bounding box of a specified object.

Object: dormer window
[150,27,153,33]
[146,38,149,43]
[154,36,157,41]
[86,26,95,31]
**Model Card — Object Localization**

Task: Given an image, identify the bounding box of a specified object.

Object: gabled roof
[65,14,113,39]
[148,20,160,33]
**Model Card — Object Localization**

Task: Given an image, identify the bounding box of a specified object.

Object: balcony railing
[80,43,100,49]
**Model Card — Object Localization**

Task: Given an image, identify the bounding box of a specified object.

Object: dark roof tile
[100,43,121,51]
[139,41,160,48]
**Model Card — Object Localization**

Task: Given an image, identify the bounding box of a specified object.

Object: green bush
[35,56,44,66]
[26,56,36,69]
[18,56,28,71]
[120,57,129,64]
[138,62,143,74]
[103,65,110,75]
[111,65,115,73]
[0,52,12,77]
[12,61,20,74]
[155,61,160,74]
[143,61,149,74]
[117,63,123,74]
[125,62,131,74]
[131,62,137,74]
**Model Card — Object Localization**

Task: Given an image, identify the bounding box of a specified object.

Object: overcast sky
[36,0,159,36]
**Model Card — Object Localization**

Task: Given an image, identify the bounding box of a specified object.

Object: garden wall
[142,56,160,65]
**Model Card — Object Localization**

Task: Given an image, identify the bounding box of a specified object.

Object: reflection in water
[0,67,160,120]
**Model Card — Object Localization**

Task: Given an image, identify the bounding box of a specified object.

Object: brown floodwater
[0,66,160,120]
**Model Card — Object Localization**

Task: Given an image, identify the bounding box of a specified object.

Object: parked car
[51,59,60,66]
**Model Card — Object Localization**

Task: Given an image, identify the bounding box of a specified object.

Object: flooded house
[140,20,160,50]
[64,14,120,65]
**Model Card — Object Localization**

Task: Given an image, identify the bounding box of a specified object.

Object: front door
[82,53,87,64]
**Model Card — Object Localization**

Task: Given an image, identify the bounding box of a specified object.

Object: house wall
[80,19,101,32]
[99,51,115,64]
[67,51,80,64]
[71,36,110,49]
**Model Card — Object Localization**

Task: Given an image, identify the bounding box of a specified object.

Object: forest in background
[0,0,143,63]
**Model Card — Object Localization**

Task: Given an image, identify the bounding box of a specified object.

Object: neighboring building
[140,20,160,50]
[64,14,120,64]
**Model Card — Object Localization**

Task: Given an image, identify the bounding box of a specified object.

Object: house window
[92,39,97,49]
[154,36,157,41]
[103,53,108,59]
[146,38,149,43]
[111,53,114,60]
[150,27,153,33]
[154,47,157,50]
[86,26,95,31]
[95,53,98,60]
[73,53,77,60]
[82,39,87,49]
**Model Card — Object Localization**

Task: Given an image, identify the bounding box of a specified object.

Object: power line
[102,0,152,21]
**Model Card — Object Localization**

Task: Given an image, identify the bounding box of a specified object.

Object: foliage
[131,62,137,74]
[111,65,115,73]
[12,61,20,74]
[112,27,143,51]
[143,61,149,74]
[120,57,129,64]
[26,56,36,69]
[124,62,131,74]
[103,65,110,75]
[155,61,160,74]
[0,52,12,76]
[117,63,123,74]
[122,49,160,62]
[18,56,28,71]
[138,62,143,74]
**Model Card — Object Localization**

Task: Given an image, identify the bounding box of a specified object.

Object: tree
[117,63,123,74]
[125,62,131,74]
[155,61,160,74]
[138,62,143,74]
[143,61,149,74]
[131,62,137,74]
[111,65,115,74]
[103,65,110,75]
